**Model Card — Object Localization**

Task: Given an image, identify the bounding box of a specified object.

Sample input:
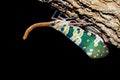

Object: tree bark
[39,0,120,48]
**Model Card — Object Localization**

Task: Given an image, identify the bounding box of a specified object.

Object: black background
[14,0,120,69]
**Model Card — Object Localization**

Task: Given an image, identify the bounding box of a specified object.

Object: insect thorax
[52,20,70,30]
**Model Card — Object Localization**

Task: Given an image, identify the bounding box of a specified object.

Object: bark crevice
[39,0,120,48]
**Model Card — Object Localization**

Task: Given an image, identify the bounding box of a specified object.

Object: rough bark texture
[39,0,120,48]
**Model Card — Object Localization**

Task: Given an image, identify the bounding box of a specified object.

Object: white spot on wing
[95,34,104,42]
[87,52,92,56]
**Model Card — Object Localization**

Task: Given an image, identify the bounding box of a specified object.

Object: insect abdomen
[59,25,109,59]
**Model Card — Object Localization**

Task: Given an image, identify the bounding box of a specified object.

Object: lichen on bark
[39,0,120,48]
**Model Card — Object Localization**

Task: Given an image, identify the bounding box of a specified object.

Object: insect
[23,17,109,59]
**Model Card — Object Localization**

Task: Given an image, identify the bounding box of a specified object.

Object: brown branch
[39,0,120,48]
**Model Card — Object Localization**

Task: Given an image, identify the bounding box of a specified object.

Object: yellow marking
[73,34,77,39]
[75,38,81,45]
[83,46,86,49]
[87,39,90,42]
[55,21,67,30]
[73,28,77,34]
[94,38,100,44]
[98,50,100,52]
[94,44,98,47]
[106,50,109,53]
[87,52,92,56]
[78,29,84,37]
[103,45,106,48]
[63,25,69,35]
[90,49,93,52]
[70,27,78,41]
[93,55,96,58]
[96,53,99,56]
[70,33,78,41]
[94,38,100,48]
[87,32,91,36]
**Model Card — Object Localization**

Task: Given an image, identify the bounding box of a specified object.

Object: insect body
[23,19,109,59]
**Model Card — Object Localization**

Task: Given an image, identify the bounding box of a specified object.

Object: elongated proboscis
[23,22,54,40]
